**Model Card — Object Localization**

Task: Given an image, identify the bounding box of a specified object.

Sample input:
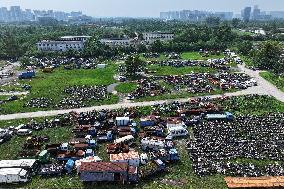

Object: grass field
[139,54,167,62]
[0,65,119,114]
[148,65,216,76]
[260,71,284,92]
[181,52,224,60]
[0,95,284,188]
[115,82,138,94]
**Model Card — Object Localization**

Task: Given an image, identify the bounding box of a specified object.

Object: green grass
[181,52,224,60]
[148,65,216,76]
[0,65,119,114]
[232,29,253,36]
[220,95,284,115]
[0,95,10,101]
[0,84,25,92]
[139,54,167,62]
[115,82,138,94]
[260,71,284,92]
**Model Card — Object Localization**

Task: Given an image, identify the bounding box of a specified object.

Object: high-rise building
[242,7,252,21]
[252,5,261,20]
[214,12,234,20]
[270,11,284,19]
[0,6,90,23]
[0,7,9,22]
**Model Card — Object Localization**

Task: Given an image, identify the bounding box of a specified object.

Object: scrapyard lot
[0,51,247,114]
[0,95,284,188]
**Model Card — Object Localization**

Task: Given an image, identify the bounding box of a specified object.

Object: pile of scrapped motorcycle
[187,113,284,177]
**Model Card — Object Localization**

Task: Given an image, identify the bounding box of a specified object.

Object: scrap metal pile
[187,113,284,177]
[27,57,97,69]
[22,85,110,109]
[25,98,52,108]
[162,72,256,92]
[56,85,109,109]
[128,79,168,99]
[150,58,230,70]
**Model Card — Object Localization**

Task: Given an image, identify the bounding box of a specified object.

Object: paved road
[1,64,284,121]
[238,64,284,102]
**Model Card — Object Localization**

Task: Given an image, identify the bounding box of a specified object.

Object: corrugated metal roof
[225,176,284,188]
[0,168,27,175]
[79,162,128,172]
[110,151,139,161]
[0,159,36,168]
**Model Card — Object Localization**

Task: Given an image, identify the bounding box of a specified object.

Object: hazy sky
[0,0,284,17]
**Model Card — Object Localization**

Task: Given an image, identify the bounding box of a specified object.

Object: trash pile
[150,59,229,70]
[26,57,97,70]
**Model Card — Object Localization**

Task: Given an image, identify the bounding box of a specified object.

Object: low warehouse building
[79,162,138,183]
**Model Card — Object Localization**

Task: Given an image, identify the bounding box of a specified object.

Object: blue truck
[18,71,35,80]
[65,159,75,174]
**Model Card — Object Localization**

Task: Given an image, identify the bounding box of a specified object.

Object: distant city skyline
[0,0,284,18]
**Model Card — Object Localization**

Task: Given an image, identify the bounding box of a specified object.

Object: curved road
[0,64,284,121]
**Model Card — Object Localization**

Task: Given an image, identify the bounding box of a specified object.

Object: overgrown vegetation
[260,71,284,92]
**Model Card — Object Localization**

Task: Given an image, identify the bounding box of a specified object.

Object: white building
[142,32,174,44]
[99,38,135,47]
[37,36,91,52]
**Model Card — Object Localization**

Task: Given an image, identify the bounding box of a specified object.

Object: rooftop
[110,151,139,161]
[225,176,284,188]
[79,162,128,172]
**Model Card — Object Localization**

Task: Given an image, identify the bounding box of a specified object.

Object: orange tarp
[225,176,284,188]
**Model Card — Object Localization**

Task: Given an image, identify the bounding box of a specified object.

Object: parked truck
[205,112,234,121]
[18,71,35,80]
[0,168,30,184]
[65,159,75,174]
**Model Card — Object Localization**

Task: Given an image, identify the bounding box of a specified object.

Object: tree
[125,56,146,78]
[232,18,241,28]
[205,17,221,26]
[0,32,22,58]
[150,40,165,53]
[236,41,253,55]
[253,41,283,72]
